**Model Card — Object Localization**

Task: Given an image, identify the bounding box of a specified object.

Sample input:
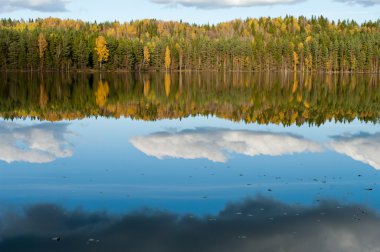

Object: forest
[0,16,379,72]
[1,72,379,125]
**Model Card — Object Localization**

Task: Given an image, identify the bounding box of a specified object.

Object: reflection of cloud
[1,198,380,252]
[151,0,303,8]
[0,122,73,163]
[130,128,322,162]
[329,132,380,170]
[335,0,380,6]
[0,0,68,13]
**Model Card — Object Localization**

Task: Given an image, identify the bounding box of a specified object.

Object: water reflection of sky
[130,128,323,162]
[0,117,379,215]
[0,122,72,163]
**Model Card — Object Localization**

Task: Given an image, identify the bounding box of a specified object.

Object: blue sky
[0,0,379,24]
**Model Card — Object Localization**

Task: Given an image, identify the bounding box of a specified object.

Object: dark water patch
[1,198,379,252]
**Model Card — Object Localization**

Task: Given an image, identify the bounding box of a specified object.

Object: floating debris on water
[88,238,100,243]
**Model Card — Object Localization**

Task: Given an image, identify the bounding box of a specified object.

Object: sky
[0,0,379,24]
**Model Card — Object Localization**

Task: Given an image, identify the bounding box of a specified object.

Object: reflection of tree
[39,83,48,109]
[95,80,109,107]
[1,72,380,126]
[143,77,150,97]
[165,73,171,97]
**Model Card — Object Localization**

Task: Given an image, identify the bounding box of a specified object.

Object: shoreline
[1,69,379,74]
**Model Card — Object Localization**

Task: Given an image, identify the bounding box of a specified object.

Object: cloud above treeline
[335,0,380,6]
[0,0,377,14]
[0,198,379,252]
[0,122,73,163]
[152,0,379,8]
[152,0,304,8]
[0,0,68,13]
[130,128,323,162]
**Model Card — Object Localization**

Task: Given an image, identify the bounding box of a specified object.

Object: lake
[1,72,380,252]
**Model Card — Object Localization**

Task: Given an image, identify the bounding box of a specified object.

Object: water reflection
[1,198,379,252]
[1,72,379,125]
[131,127,380,171]
[329,132,380,170]
[0,122,72,163]
[1,72,379,251]
[130,128,323,162]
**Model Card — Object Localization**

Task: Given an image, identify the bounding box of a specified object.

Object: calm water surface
[0,72,380,252]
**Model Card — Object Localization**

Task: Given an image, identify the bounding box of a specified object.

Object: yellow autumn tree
[292,18,300,33]
[143,46,150,67]
[306,35,312,44]
[38,33,48,69]
[165,46,171,72]
[94,36,109,69]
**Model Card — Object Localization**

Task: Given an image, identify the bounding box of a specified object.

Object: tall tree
[95,36,109,69]
[143,45,150,69]
[38,33,48,70]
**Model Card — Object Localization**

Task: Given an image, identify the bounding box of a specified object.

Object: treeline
[1,72,379,125]
[0,16,379,72]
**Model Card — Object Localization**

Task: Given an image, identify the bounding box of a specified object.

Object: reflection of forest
[1,72,379,125]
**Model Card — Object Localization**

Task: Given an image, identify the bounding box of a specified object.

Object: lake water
[1,72,380,252]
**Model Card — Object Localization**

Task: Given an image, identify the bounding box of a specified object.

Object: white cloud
[151,0,303,8]
[329,132,380,170]
[335,0,380,6]
[130,128,323,162]
[0,0,68,13]
[0,122,73,163]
